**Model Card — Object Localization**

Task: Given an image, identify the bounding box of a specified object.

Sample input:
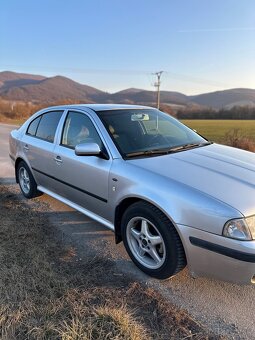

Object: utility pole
[153,71,163,109]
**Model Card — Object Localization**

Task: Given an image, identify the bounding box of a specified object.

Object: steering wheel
[150,134,166,146]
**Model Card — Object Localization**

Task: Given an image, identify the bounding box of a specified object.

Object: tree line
[176,105,255,119]
[0,99,83,120]
[1,98,255,121]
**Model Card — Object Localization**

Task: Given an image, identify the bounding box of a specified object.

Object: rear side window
[27,111,63,143]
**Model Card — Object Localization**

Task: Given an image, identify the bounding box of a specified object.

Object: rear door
[51,110,112,218]
[21,110,64,190]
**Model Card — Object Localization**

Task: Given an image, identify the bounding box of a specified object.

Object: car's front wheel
[121,201,186,279]
[17,161,42,199]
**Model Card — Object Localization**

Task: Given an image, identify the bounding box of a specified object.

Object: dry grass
[0,185,223,339]
[54,304,146,340]
[224,129,255,152]
[0,114,24,125]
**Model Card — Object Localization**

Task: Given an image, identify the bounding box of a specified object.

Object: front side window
[97,109,209,157]
[61,111,103,149]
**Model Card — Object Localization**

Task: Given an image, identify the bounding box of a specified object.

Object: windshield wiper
[168,141,213,152]
[126,141,213,158]
[126,149,171,158]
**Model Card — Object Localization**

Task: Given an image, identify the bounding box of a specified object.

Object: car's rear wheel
[121,201,186,279]
[17,161,42,199]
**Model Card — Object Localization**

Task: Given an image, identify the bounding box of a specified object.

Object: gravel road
[0,123,16,181]
[1,123,255,339]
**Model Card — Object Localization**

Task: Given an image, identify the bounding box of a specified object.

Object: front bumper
[177,224,255,285]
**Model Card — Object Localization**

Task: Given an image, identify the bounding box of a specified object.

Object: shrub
[224,129,255,152]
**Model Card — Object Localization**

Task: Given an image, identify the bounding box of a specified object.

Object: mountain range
[1,71,255,109]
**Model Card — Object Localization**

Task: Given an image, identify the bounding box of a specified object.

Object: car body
[9,104,255,284]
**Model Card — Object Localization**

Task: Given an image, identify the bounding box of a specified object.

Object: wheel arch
[114,197,141,243]
[114,196,183,246]
[116,197,187,278]
[15,157,25,183]
[15,157,42,198]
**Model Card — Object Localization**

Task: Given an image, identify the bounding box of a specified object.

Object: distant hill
[109,89,189,106]
[116,88,145,94]
[191,88,255,109]
[0,72,106,103]
[1,71,255,109]
[0,71,45,92]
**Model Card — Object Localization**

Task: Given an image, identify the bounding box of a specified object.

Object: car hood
[128,143,255,216]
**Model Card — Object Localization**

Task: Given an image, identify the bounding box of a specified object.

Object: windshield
[97,109,209,158]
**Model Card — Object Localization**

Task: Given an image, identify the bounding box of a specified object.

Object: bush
[224,129,255,152]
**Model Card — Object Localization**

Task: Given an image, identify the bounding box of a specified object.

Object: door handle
[23,144,29,151]
[54,156,63,164]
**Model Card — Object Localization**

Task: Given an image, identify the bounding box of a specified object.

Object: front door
[51,110,112,219]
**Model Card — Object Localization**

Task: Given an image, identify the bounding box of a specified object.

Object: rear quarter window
[26,116,41,136]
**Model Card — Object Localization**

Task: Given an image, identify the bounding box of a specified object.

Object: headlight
[245,215,255,239]
[223,217,255,241]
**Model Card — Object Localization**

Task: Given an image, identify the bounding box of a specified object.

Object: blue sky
[1,0,255,94]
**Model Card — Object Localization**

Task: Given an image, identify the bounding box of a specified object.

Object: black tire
[17,161,42,199]
[121,201,186,279]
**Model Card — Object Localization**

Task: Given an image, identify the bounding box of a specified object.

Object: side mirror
[75,143,101,156]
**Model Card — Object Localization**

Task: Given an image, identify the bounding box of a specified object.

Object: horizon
[1,70,255,97]
[1,0,255,95]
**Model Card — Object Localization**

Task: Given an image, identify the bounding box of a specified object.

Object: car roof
[40,104,153,112]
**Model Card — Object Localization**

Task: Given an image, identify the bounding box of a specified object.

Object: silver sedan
[9,104,255,284]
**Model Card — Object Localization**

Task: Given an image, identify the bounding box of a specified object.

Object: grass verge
[0,184,224,339]
[0,114,24,126]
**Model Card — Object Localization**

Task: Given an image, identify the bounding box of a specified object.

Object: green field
[181,120,255,143]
